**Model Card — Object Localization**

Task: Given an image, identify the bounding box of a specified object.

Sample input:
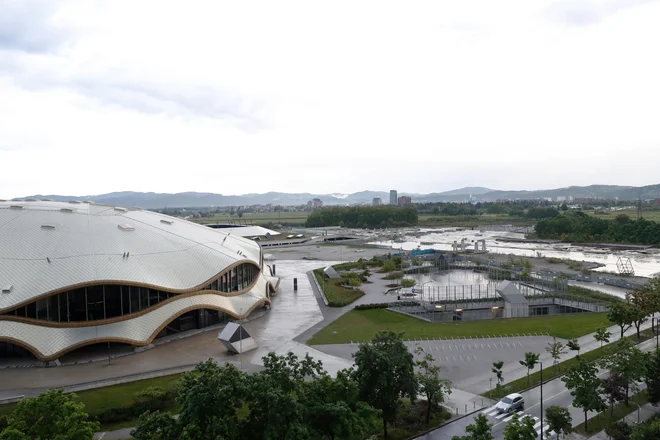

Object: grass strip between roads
[482,329,655,400]
[574,390,649,434]
[308,309,611,345]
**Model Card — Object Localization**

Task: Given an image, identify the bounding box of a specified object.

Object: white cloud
[1,0,659,198]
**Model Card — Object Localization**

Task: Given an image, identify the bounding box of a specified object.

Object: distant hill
[17,184,660,208]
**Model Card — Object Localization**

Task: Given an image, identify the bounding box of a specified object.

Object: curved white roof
[0,201,262,311]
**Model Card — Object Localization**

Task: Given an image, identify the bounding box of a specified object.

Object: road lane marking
[495,412,509,419]
[481,405,496,414]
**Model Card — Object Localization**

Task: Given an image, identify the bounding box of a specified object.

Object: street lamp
[239,307,243,371]
[538,361,544,440]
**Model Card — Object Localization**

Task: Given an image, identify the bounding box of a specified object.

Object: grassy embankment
[0,373,183,431]
[308,309,611,345]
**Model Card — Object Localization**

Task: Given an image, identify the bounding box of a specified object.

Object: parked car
[496,393,524,413]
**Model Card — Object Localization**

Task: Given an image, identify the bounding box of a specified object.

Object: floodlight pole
[239,307,243,371]
[539,361,543,440]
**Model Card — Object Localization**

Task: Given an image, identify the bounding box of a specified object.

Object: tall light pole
[239,307,243,371]
[539,361,544,440]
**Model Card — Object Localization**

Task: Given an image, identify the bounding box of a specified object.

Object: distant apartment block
[372,197,382,206]
[307,198,323,209]
[389,190,398,205]
[397,196,412,206]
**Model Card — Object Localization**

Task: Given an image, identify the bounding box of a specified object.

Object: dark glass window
[130,286,140,313]
[15,306,26,317]
[26,302,37,319]
[47,295,59,322]
[69,288,86,321]
[140,287,149,310]
[149,289,159,306]
[86,286,104,321]
[158,291,168,303]
[121,286,131,315]
[231,268,238,291]
[58,293,69,322]
[36,299,48,320]
[105,285,122,319]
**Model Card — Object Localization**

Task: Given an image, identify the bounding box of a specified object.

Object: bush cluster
[89,387,176,424]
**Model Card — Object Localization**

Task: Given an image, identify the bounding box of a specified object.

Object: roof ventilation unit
[118,224,135,231]
[41,223,58,230]
[160,219,174,225]
[114,207,128,212]
[60,208,75,213]
[1,285,12,294]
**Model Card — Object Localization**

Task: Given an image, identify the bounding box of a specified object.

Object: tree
[627,301,649,340]
[560,202,569,211]
[415,347,452,425]
[0,389,99,440]
[302,369,379,440]
[503,413,537,440]
[451,413,494,440]
[519,352,540,387]
[491,361,504,397]
[562,358,607,431]
[606,420,632,440]
[631,417,660,440]
[567,339,581,357]
[643,348,660,406]
[600,372,627,417]
[381,260,397,274]
[595,327,612,348]
[601,339,648,406]
[545,406,572,439]
[353,331,418,439]
[545,338,566,373]
[607,302,635,339]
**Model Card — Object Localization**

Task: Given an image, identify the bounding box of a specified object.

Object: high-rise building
[397,196,412,206]
[372,197,382,206]
[389,190,397,205]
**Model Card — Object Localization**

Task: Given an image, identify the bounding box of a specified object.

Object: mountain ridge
[15,184,660,209]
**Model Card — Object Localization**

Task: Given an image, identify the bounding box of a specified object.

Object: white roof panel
[0,201,261,311]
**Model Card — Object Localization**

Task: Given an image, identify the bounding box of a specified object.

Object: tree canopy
[352,331,418,439]
[535,211,660,244]
[0,389,99,440]
[305,206,418,228]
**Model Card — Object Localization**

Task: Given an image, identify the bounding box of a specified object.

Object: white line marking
[481,405,496,414]
[495,412,509,419]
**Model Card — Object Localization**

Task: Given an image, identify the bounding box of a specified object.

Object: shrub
[401,279,416,288]
[354,303,389,310]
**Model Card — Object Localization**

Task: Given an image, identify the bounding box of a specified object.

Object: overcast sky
[1,0,659,198]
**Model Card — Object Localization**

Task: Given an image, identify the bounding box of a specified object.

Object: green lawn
[314,270,364,307]
[0,373,183,430]
[418,214,534,228]
[308,309,611,345]
[193,211,310,226]
[588,208,660,224]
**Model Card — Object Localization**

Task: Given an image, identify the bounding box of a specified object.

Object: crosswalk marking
[481,405,496,414]
[495,411,510,419]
